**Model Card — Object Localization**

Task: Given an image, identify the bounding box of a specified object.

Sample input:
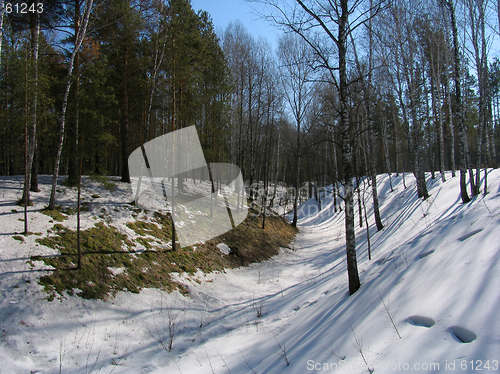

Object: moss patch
[126,214,172,244]
[13,235,25,242]
[34,222,192,300]
[210,211,298,268]
[88,173,116,191]
[33,208,297,301]
[41,204,90,222]
[41,206,68,222]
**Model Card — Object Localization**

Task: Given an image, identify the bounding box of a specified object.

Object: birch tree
[277,33,316,227]
[251,0,388,295]
[441,0,471,203]
[465,0,494,194]
[48,0,94,210]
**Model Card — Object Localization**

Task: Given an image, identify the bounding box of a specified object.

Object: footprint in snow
[306,300,318,308]
[457,229,483,242]
[448,326,477,343]
[406,315,435,328]
[417,250,435,260]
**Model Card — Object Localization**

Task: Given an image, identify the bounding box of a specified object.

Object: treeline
[1,0,499,196]
[0,0,230,192]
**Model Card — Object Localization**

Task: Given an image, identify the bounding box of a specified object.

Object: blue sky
[190,0,281,50]
[189,1,500,64]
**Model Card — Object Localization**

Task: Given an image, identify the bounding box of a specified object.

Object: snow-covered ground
[0,171,499,373]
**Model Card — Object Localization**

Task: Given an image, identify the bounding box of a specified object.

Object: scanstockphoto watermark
[306,359,442,371]
[306,359,499,371]
[373,359,498,371]
[247,182,342,218]
[248,182,331,201]
[306,360,371,371]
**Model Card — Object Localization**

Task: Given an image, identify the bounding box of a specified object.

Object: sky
[188,1,500,70]
[190,0,282,51]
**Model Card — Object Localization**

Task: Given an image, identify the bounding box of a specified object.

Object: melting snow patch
[217,243,231,255]
[107,267,126,276]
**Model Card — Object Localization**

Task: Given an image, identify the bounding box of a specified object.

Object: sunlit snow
[0,171,499,373]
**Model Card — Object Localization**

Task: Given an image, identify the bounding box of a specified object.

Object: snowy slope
[0,171,499,373]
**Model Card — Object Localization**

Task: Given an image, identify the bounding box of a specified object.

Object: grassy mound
[32,209,297,301]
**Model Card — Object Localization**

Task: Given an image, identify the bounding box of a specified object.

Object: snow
[1,171,500,373]
[217,243,231,255]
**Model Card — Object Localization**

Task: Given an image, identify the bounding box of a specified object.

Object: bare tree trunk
[445,76,457,177]
[429,44,446,183]
[351,27,383,230]
[357,178,363,228]
[362,178,371,260]
[498,0,500,38]
[145,26,166,143]
[0,0,4,68]
[355,147,363,228]
[68,0,81,186]
[437,83,446,182]
[413,135,429,199]
[479,0,494,192]
[407,72,429,199]
[121,45,130,183]
[77,139,84,269]
[382,115,394,189]
[338,0,360,295]
[333,142,339,213]
[270,125,281,207]
[22,13,40,208]
[444,0,471,203]
[394,47,410,190]
[30,145,39,192]
[48,0,94,210]
[292,152,300,227]
[467,0,486,196]
[23,57,28,234]
[277,34,315,226]
[262,144,269,230]
[392,106,401,177]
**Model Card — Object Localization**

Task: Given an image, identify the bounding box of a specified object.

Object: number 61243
[4,3,44,14]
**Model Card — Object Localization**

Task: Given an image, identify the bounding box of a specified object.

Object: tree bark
[67,0,81,186]
[22,12,39,207]
[445,74,457,177]
[382,115,394,189]
[444,0,470,203]
[339,0,360,295]
[30,143,39,192]
[0,0,4,68]
[429,43,446,183]
[121,44,130,183]
[49,0,94,210]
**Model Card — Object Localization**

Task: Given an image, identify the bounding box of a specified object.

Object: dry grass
[32,207,297,301]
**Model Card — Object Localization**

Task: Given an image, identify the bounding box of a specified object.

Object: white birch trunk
[48,0,94,209]
[0,0,4,68]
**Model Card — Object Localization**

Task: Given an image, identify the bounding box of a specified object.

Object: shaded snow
[0,171,499,373]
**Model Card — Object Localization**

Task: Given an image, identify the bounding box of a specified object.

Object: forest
[1,0,500,293]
